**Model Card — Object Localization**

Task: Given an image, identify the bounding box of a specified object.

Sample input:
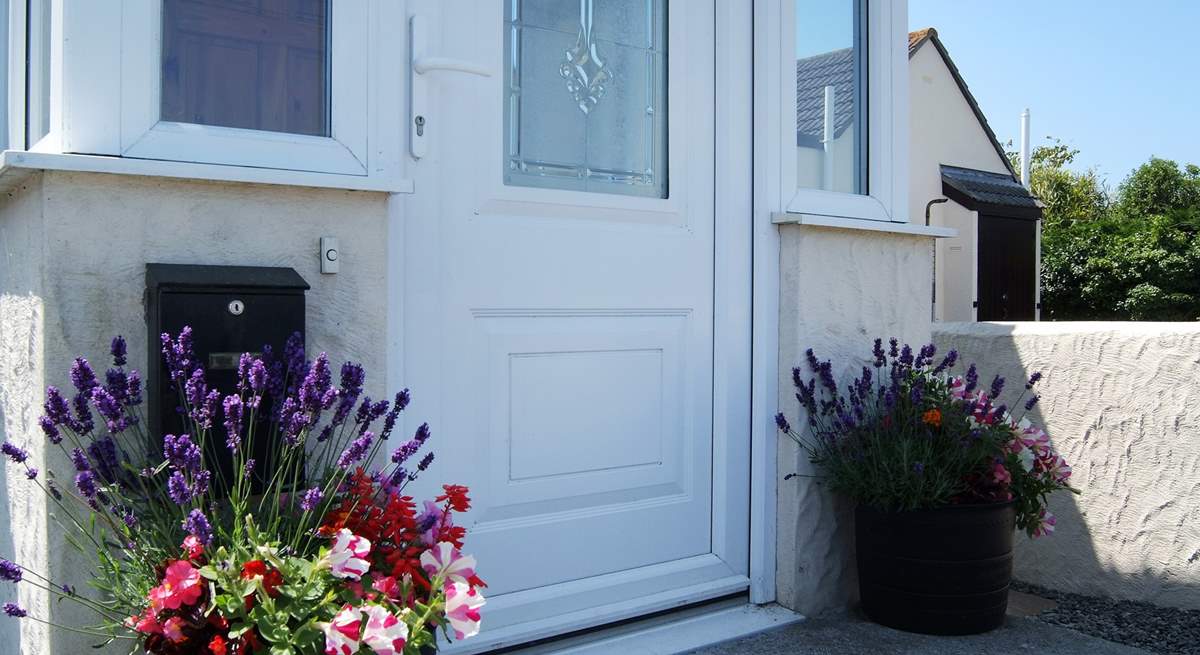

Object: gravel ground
[1013,581,1200,655]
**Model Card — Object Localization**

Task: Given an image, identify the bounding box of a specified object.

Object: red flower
[437,485,472,513]
[208,634,227,655]
[240,560,283,600]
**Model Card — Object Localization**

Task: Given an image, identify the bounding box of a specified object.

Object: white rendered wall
[0,171,389,654]
[908,43,1012,321]
[934,321,1200,610]
[776,224,934,615]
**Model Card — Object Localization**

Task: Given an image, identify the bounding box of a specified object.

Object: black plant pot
[855,500,1016,635]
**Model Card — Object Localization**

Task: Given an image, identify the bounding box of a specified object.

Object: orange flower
[921,408,942,428]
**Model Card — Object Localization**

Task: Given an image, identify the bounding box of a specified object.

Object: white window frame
[770,0,908,223]
[36,0,403,186]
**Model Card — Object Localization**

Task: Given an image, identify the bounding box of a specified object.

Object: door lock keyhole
[415,115,426,136]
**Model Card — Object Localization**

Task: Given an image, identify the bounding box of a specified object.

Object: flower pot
[855,500,1015,635]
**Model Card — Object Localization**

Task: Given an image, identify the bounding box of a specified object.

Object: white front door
[402,1,747,650]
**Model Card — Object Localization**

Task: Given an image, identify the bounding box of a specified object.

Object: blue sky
[909,0,1200,187]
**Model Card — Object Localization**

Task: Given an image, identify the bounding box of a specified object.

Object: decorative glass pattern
[505,0,668,198]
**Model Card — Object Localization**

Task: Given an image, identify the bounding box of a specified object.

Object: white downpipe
[1021,108,1042,321]
[1020,108,1031,188]
[822,85,835,191]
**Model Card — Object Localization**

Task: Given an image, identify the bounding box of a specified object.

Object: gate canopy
[941,164,1043,220]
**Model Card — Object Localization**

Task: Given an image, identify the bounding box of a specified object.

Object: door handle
[413,57,493,77]
[409,15,492,159]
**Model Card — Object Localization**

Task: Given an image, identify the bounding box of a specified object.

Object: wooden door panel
[977,215,1037,321]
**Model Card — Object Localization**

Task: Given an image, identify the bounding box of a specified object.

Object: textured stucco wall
[776,224,934,615]
[933,321,1200,610]
[0,171,389,653]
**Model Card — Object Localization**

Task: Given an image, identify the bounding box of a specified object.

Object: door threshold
[489,597,804,655]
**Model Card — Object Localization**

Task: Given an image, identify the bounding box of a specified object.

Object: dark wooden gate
[977,214,1037,321]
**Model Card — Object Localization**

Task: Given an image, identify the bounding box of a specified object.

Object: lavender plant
[776,338,1077,536]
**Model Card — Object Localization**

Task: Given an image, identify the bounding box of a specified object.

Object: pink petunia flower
[148,560,204,612]
[1031,510,1057,538]
[326,529,372,580]
[162,616,187,643]
[443,581,485,641]
[319,604,362,655]
[372,575,401,599]
[181,535,204,560]
[126,607,162,635]
[361,605,409,655]
[991,459,1011,485]
[420,542,477,586]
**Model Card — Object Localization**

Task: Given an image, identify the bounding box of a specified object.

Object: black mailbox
[145,263,309,494]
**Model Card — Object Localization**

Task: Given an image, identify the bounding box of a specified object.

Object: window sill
[771,212,957,238]
[0,151,414,194]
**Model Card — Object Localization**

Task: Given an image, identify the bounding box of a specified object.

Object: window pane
[505,0,668,198]
[795,0,865,194]
[161,0,330,137]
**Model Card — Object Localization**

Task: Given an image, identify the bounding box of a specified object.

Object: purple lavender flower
[193,470,211,497]
[337,431,374,469]
[70,358,98,395]
[223,395,244,452]
[248,359,267,396]
[244,459,256,476]
[87,437,120,482]
[872,338,886,368]
[332,362,365,423]
[91,387,129,434]
[1026,371,1043,389]
[23,468,36,480]
[417,451,434,472]
[3,602,26,618]
[899,344,914,368]
[391,439,421,464]
[162,328,196,381]
[43,387,72,427]
[915,344,936,369]
[964,364,979,393]
[1,442,28,464]
[913,461,925,475]
[1025,395,1040,411]
[0,559,22,583]
[163,434,202,473]
[165,469,189,503]
[990,375,1006,399]
[71,393,94,434]
[70,448,90,471]
[110,336,127,367]
[283,332,307,380]
[75,470,98,499]
[121,509,138,530]
[125,371,143,406]
[933,349,958,374]
[888,337,899,358]
[104,369,128,405]
[182,509,213,545]
[299,487,323,512]
[61,584,75,596]
[37,416,60,445]
[775,413,791,433]
[298,354,334,415]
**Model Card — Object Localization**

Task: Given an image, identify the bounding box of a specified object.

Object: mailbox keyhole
[228,299,245,316]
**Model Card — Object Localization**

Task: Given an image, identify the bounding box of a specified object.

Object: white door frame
[383,0,772,642]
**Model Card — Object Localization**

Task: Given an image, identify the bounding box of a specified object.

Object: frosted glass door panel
[505,0,668,198]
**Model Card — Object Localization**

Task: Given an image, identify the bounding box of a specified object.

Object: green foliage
[1010,139,1200,320]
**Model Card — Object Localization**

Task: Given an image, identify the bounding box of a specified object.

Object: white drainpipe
[1021,108,1042,321]
[823,85,835,191]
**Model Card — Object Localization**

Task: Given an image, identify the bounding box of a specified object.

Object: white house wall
[776,224,933,615]
[908,42,1013,321]
[0,171,389,654]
